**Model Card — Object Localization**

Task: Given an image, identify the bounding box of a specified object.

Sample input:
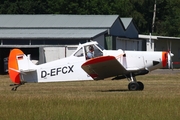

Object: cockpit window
[85,44,103,59]
[74,47,83,57]
[94,45,103,57]
[97,44,105,50]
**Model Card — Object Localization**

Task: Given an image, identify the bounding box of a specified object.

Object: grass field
[0,72,180,120]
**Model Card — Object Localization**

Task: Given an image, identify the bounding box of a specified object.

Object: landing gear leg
[127,73,144,91]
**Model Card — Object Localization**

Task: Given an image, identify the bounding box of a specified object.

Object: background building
[139,34,180,68]
[0,14,140,74]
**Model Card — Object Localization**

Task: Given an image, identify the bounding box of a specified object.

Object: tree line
[0,0,180,37]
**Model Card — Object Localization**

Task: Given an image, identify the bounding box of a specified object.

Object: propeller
[167,41,174,70]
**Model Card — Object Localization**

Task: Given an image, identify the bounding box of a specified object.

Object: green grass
[0,73,180,120]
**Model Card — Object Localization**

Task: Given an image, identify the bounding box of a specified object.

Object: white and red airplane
[8,41,173,91]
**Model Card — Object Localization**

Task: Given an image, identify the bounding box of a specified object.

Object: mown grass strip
[0,73,180,120]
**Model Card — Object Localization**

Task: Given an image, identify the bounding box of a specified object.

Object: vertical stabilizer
[8,49,24,84]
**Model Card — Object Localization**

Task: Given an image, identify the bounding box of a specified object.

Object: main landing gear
[126,73,144,91]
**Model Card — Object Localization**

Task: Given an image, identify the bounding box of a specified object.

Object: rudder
[8,49,24,84]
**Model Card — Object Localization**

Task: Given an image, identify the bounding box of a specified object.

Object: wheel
[128,82,139,91]
[137,81,144,90]
[11,87,17,91]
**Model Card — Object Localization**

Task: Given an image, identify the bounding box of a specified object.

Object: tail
[8,49,36,85]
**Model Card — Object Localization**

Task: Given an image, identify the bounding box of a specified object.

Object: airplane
[8,41,173,91]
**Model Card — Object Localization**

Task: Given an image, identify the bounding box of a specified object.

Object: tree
[0,0,180,36]
[155,0,180,36]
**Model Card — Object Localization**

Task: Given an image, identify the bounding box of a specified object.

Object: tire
[128,82,139,91]
[137,81,144,90]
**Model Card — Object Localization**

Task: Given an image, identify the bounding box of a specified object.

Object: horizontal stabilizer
[19,69,36,73]
[9,68,36,74]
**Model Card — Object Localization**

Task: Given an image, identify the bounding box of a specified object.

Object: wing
[81,56,127,80]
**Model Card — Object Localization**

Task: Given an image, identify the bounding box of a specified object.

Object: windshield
[96,44,105,51]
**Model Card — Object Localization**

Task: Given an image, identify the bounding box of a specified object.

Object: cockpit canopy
[73,41,104,60]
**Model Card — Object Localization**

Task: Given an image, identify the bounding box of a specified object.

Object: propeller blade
[167,51,174,70]
[167,52,171,69]
[167,40,173,70]
[170,52,174,70]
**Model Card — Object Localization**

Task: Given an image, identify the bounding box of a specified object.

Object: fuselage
[9,41,168,84]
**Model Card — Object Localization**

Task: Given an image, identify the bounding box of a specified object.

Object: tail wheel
[137,81,144,90]
[128,82,139,91]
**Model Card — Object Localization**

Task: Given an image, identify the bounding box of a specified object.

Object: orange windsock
[8,49,24,84]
